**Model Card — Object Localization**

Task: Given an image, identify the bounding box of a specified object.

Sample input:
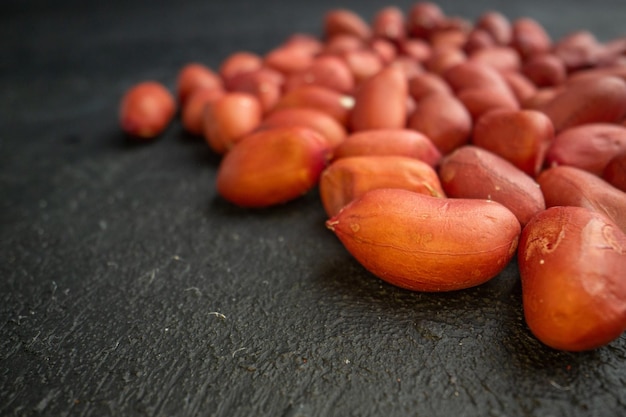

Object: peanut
[518,206,626,351]
[326,189,520,292]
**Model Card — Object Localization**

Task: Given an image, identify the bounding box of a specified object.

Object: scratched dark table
[2,0,626,416]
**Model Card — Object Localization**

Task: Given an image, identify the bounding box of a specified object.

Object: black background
[2,1,626,416]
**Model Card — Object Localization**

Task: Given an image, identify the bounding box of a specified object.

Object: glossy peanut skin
[545,123,626,175]
[219,52,263,90]
[203,92,262,154]
[541,76,626,132]
[603,152,626,192]
[518,206,626,351]
[273,85,354,126]
[439,146,545,226]
[332,129,442,167]
[323,9,371,40]
[326,189,521,292]
[537,165,626,233]
[216,127,330,207]
[408,92,472,154]
[350,66,408,131]
[119,81,176,140]
[181,88,224,136]
[472,109,554,176]
[319,156,445,217]
[260,107,347,150]
[176,63,223,105]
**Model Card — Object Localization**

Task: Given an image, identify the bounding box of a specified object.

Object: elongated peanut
[537,165,626,233]
[456,86,520,121]
[320,156,445,217]
[216,127,330,207]
[438,145,545,226]
[332,129,441,166]
[350,65,408,131]
[472,109,554,176]
[119,81,176,140]
[541,76,626,132]
[518,206,626,351]
[545,123,626,175]
[203,92,262,154]
[326,189,520,292]
[408,92,472,155]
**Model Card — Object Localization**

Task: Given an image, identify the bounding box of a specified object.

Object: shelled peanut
[118,2,626,351]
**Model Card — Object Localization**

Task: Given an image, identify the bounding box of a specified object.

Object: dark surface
[2,0,626,416]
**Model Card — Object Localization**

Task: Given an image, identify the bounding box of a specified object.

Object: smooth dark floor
[1,1,626,416]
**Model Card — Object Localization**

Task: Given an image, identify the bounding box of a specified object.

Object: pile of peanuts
[118,3,626,352]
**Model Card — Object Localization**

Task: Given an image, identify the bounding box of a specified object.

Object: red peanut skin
[227,67,284,114]
[323,9,371,40]
[350,66,408,131]
[439,145,545,226]
[408,92,472,155]
[469,46,521,73]
[522,54,567,88]
[518,206,626,351]
[273,85,354,126]
[119,81,176,140]
[181,88,224,136]
[203,92,262,154]
[285,55,355,94]
[541,76,626,133]
[219,52,263,90]
[537,165,626,234]
[407,2,445,39]
[456,86,519,121]
[319,156,445,217]
[264,45,314,76]
[332,129,441,167]
[176,63,223,105]
[511,18,552,59]
[259,107,347,150]
[476,11,512,45]
[501,71,537,104]
[603,152,626,192]
[372,6,406,42]
[216,127,330,207]
[472,109,554,177]
[326,189,521,292]
[408,72,452,101]
[545,123,626,176]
